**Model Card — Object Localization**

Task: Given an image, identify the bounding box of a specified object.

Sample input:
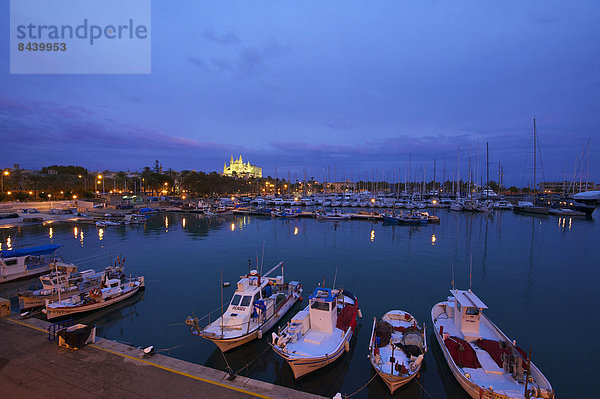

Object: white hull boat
[44,276,145,320]
[271,287,359,379]
[185,262,302,352]
[431,289,553,399]
[1,244,63,284]
[369,310,427,393]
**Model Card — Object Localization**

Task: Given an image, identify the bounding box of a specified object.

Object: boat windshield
[231,294,242,306]
[311,301,329,311]
[465,307,480,315]
[241,295,252,307]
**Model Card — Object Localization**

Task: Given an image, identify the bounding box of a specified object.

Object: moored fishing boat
[431,289,553,398]
[19,259,125,311]
[185,262,302,352]
[368,310,427,393]
[0,244,63,284]
[44,275,145,320]
[270,286,359,379]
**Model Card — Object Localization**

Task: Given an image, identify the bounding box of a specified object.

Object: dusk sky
[2,1,599,187]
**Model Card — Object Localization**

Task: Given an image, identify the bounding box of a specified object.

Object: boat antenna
[220,267,224,336]
[248,259,251,275]
[260,240,265,276]
[451,263,455,290]
[332,267,338,289]
[469,253,473,291]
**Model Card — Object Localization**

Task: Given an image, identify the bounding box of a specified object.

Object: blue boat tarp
[0,244,62,258]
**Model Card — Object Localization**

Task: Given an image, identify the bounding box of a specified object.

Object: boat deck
[284,327,345,358]
[434,304,528,398]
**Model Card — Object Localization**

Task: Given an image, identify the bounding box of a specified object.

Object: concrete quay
[0,316,326,399]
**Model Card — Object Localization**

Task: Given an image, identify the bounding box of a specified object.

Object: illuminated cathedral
[223,155,262,178]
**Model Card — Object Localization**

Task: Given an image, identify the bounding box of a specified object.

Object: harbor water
[1,209,597,398]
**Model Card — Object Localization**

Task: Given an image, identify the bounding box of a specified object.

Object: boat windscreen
[241,296,252,307]
[231,294,242,306]
[311,301,329,311]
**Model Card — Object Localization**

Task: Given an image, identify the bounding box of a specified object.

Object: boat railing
[47,318,73,341]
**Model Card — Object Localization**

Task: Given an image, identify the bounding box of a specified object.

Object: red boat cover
[337,305,358,331]
[444,336,481,369]
[476,339,528,368]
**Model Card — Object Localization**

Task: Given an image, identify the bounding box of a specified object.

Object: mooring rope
[342,373,378,398]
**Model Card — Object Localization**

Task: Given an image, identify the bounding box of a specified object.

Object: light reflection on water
[0,210,597,398]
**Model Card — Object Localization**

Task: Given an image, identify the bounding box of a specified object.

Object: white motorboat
[271,287,359,379]
[368,310,427,393]
[44,275,145,320]
[0,244,63,284]
[185,262,302,352]
[494,200,514,210]
[316,210,351,220]
[431,289,554,399]
[450,201,464,212]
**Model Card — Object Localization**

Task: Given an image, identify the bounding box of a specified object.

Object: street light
[1,170,9,192]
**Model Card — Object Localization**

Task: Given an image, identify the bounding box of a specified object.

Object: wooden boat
[368,310,427,393]
[270,287,359,379]
[0,244,63,284]
[19,260,124,311]
[185,262,302,352]
[44,276,145,320]
[431,289,554,399]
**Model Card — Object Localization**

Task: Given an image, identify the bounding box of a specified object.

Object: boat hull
[19,287,85,311]
[282,328,352,379]
[0,265,53,284]
[373,368,418,393]
[45,283,143,320]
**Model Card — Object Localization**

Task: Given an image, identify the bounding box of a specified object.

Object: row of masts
[265,120,591,196]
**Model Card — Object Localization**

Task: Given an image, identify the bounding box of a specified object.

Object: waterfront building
[223,155,262,178]
[539,181,595,193]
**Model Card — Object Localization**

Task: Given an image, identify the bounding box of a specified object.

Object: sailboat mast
[533,118,537,195]
[486,142,489,199]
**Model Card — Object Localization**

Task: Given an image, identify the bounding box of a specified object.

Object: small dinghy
[369,310,427,393]
[271,287,359,379]
[185,261,303,352]
[432,289,554,399]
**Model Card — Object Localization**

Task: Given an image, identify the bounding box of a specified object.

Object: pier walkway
[0,316,326,399]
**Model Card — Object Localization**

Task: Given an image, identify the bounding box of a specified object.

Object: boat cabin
[308,288,337,333]
[448,289,488,341]
[0,244,63,279]
[221,270,283,330]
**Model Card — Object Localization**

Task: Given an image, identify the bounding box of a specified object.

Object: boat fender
[409,354,423,372]
[357,309,363,318]
[257,329,262,339]
[344,340,350,352]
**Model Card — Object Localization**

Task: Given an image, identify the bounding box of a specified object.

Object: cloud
[0,97,242,170]
[203,29,240,45]
[187,37,290,78]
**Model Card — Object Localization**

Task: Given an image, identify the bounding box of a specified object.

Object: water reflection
[558,217,573,231]
[48,227,53,240]
[98,228,104,241]
[1,210,597,398]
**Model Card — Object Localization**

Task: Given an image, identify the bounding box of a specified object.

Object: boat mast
[533,118,537,197]
[486,142,489,199]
